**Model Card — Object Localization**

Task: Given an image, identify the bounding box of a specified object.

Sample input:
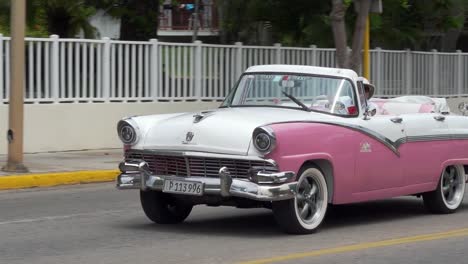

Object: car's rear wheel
[423,165,465,214]
[272,167,328,234]
[140,190,193,224]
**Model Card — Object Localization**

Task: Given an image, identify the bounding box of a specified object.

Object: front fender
[265,122,360,204]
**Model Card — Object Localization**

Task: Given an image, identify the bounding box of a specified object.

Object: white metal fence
[0,35,467,104]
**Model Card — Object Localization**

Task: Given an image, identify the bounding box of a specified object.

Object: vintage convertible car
[116,65,468,234]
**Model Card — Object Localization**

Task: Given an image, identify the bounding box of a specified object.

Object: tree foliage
[0,0,97,38]
[86,0,159,40]
[218,0,467,52]
[369,0,467,50]
[45,0,97,38]
[218,0,335,47]
[0,0,465,48]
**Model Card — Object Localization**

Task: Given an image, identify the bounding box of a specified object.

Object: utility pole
[362,0,382,80]
[2,0,28,172]
[363,15,370,79]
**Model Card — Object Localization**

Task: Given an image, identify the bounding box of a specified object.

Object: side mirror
[459,102,468,115]
[363,103,377,120]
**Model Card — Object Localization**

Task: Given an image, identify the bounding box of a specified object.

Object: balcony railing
[159,3,218,32]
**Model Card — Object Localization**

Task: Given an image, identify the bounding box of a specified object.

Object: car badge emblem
[185,131,194,143]
[360,142,372,153]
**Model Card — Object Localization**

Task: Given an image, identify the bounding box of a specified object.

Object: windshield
[221,73,359,116]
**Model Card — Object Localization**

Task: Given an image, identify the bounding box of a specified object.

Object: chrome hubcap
[295,175,324,224]
[442,166,464,207]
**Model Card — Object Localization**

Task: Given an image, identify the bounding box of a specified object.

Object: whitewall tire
[272,167,329,234]
[423,165,465,214]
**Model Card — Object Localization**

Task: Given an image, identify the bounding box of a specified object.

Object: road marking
[0,210,125,225]
[240,227,468,264]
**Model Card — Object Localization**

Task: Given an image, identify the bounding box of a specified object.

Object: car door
[353,115,405,192]
[398,113,450,186]
[432,114,468,173]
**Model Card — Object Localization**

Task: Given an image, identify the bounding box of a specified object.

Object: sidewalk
[0,149,123,190]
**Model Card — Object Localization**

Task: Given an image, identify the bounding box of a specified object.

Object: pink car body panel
[266,122,467,205]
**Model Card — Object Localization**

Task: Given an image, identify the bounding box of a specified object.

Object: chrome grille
[125,151,277,178]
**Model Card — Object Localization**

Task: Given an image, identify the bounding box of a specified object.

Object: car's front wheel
[272,167,329,234]
[140,190,193,224]
[423,165,466,214]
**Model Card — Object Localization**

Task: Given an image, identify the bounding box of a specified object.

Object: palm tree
[44,0,97,38]
[0,0,97,38]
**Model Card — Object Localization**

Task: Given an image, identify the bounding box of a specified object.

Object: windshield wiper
[281,90,311,112]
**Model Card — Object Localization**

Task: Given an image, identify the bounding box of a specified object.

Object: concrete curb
[0,170,119,190]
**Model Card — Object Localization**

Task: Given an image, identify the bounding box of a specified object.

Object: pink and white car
[116,65,468,234]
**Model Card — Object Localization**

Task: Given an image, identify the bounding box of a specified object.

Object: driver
[362,78,377,116]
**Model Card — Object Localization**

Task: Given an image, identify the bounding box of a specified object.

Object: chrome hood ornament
[193,111,215,123]
[193,113,204,123]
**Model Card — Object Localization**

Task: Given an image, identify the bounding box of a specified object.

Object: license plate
[163,179,204,196]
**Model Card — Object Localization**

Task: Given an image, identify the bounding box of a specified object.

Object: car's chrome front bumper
[116,160,297,201]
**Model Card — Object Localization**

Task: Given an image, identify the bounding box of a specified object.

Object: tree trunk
[441,0,465,52]
[349,0,371,73]
[192,0,200,42]
[218,0,227,44]
[330,0,349,68]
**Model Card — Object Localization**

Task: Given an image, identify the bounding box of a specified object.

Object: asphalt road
[1,183,468,264]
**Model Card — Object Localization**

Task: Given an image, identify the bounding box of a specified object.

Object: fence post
[457,50,463,96]
[50,35,59,102]
[235,42,243,80]
[375,47,382,94]
[0,34,3,103]
[431,49,439,96]
[194,40,202,100]
[310,45,317,66]
[150,39,158,99]
[405,49,412,95]
[102,37,111,101]
[274,43,282,64]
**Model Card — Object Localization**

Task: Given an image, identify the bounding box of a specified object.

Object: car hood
[141,107,333,155]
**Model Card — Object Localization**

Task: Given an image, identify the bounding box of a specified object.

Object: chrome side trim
[394,137,407,149]
[450,134,468,140]
[407,134,453,142]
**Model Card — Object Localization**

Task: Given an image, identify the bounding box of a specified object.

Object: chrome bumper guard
[117,160,297,201]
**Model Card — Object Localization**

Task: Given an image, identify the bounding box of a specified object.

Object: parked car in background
[116,65,468,234]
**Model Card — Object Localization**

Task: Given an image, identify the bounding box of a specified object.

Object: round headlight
[255,133,271,151]
[117,120,139,145]
[459,102,467,112]
[253,126,276,154]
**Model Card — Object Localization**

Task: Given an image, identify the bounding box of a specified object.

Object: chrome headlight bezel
[458,102,468,113]
[253,126,276,154]
[117,119,140,145]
